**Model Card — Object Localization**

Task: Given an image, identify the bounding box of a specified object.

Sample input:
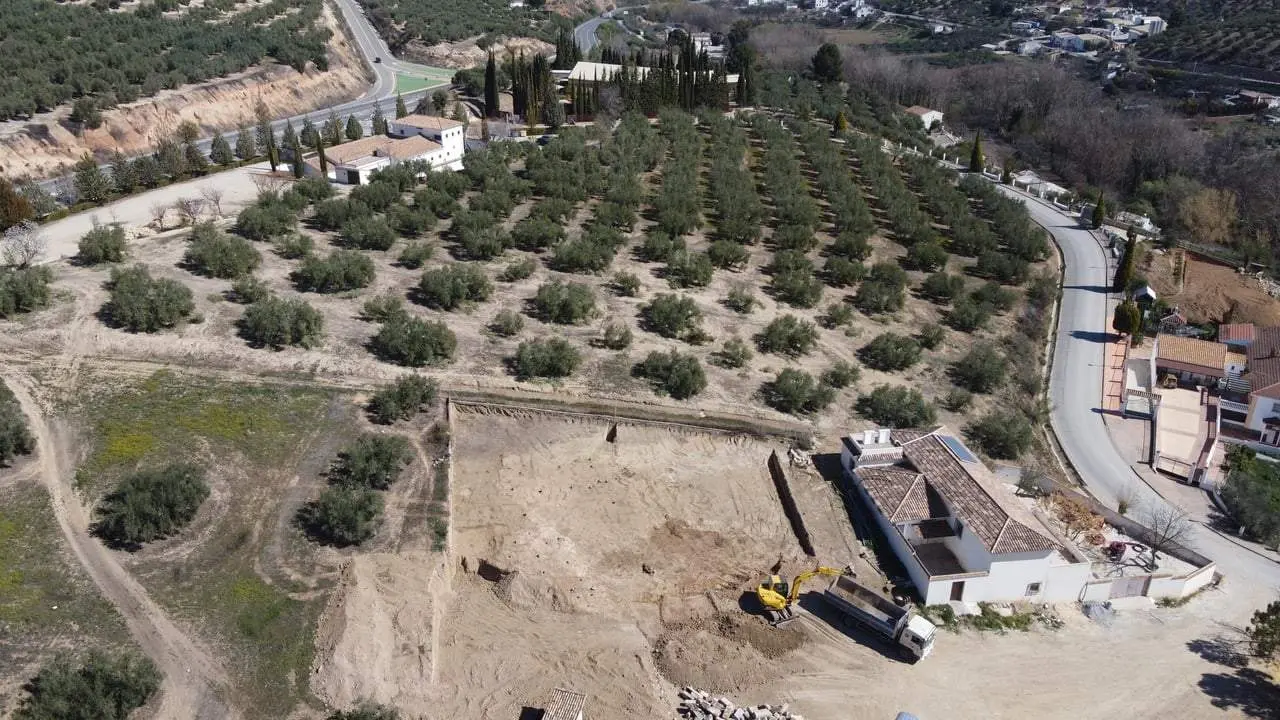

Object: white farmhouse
[388,114,466,170]
[841,428,1093,605]
[319,135,442,185]
[904,105,944,130]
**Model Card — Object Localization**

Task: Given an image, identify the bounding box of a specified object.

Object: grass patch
[395,73,446,94]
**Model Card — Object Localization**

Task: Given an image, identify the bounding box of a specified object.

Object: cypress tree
[1092,191,1107,229]
[1115,235,1136,291]
[290,140,305,179]
[314,134,327,175]
[346,115,363,141]
[326,111,343,146]
[235,126,257,160]
[969,131,984,173]
[210,133,234,165]
[395,93,408,119]
[1112,300,1141,337]
[371,104,388,135]
[484,51,498,118]
[281,120,297,150]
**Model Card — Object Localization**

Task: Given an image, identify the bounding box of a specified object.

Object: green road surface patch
[395,70,452,95]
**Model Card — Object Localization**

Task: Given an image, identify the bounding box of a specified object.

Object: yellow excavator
[756,565,846,627]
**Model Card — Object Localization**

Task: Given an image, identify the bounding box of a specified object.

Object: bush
[388,203,436,237]
[234,201,296,240]
[500,257,537,282]
[0,381,35,466]
[490,309,524,337]
[829,231,872,260]
[664,250,715,289]
[856,385,937,428]
[904,242,948,272]
[313,198,370,231]
[920,272,965,303]
[755,315,818,357]
[612,271,641,297]
[291,176,335,204]
[708,240,750,270]
[350,181,401,212]
[975,251,1029,285]
[549,234,616,273]
[772,224,818,252]
[370,315,457,367]
[822,302,854,328]
[822,257,865,287]
[340,216,397,251]
[947,298,992,332]
[633,349,707,399]
[511,338,581,379]
[361,293,406,322]
[77,224,127,265]
[859,333,921,371]
[642,293,703,340]
[770,269,824,308]
[367,375,437,424]
[102,265,194,332]
[821,361,861,388]
[918,323,946,350]
[724,284,757,314]
[638,231,685,263]
[967,410,1034,459]
[93,463,209,547]
[530,281,596,324]
[15,652,160,720]
[326,703,402,720]
[943,387,973,412]
[853,262,909,314]
[511,215,565,251]
[331,435,412,490]
[0,266,54,318]
[183,222,261,278]
[600,321,633,350]
[714,337,753,368]
[416,264,492,310]
[298,484,383,547]
[762,369,834,415]
[239,296,324,349]
[971,281,1018,313]
[292,250,376,293]
[274,233,314,259]
[952,346,1007,393]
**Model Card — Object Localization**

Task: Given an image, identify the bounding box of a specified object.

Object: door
[950,581,965,601]
[349,169,361,185]
[1109,575,1150,599]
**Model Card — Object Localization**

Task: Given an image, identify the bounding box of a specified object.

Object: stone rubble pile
[677,688,804,720]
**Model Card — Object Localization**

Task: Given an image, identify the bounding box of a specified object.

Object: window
[1025,582,1042,596]
[1271,402,1280,414]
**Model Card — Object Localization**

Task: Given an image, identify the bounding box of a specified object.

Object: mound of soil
[653,612,806,693]
[493,570,577,613]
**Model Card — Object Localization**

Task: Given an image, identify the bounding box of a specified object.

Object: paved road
[1011,189,1280,599]
[574,13,613,53]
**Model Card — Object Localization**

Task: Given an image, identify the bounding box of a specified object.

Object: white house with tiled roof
[841,428,1092,605]
[387,114,466,170]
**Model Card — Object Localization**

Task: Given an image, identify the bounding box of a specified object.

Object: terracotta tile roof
[384,134,442,160]
[1156,335,1228,372]
[1220,323,1256,343]
[856,467,927,522]
[905,105,937,116]
[394,114,464,131]
[1246,326,1280,398]
[322,135,442,166]
[1228,351,1247,368]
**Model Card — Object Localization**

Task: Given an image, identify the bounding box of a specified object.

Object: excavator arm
[786,566,846,605]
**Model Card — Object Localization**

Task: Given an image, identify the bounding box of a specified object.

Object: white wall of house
[389,123,466,170]
[1244,395,1280,433]
[850,480,933,599]
[1044,561,1093,602]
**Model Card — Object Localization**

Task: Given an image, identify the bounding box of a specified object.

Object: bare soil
[1146,250,1280,325]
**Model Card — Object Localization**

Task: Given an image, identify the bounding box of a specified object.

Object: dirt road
[1,373,235,719]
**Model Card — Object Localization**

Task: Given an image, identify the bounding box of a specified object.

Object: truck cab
[900,615,937,660]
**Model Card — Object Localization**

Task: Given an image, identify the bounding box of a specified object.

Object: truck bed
[825,576,906,630]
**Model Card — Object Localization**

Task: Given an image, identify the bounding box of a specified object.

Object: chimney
[878,428,892,444]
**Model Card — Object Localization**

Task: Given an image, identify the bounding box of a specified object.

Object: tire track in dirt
[1,374,235,720]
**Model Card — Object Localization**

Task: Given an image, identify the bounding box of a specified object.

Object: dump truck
[823,575,937,661]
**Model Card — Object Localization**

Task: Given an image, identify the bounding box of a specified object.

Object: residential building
[387,114,466,170]
[1018,40,1045,55]
[1220,326,1280,442]
[1052,31,1085,52]
[1076,32,1110,49]
[1240,90,1280,110]
[1219,323,1255,354]
[319,135,446,185]
[840,428,1092,605]
[1153,335,1233,386]
[905,106,944,130]
[1115,210,1159,234]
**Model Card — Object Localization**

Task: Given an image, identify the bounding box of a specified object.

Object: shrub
[361,293,406,322]
[943,387,973,412]
[952,346,1008,393]
[918,323,946,350]
[859,333,921,371]
[183,222,261,278]
[975,251,1029,285]
[633,349,707,399]
[0,381,35,466]
[350,181,401,212]
[854,262,909,314]
[417,264,492,310]
[500,257,537,282]
[770,269,824,308]
[77,224,127,265]
[714,337,753,368]
[639,231,685,263]
[511,215,565,251]
[239,296,324,349]
[396,240,432,269]
[549,234,616,273]
[612,271,641,297]
[340,216,397,251]
[600,321,633,350]
[920,272,965,303]
[772,224,818,252]
[388,203,436,237]
[762,369,834,415]
[292,250,376,293]
[822,257,865,287]
[229,277,272,305]
[490,309,524,337]
[755,315,818,357]
[298,485,383,547]
[15,653,160,720]
[0,266,54,318]
[821,361,861,389]
[708,240,750,270]
[331,435,412,490]
[291,176,335,203]
[102,265,194,332]
[971,281,1018,313]
[370,315,457,367]
[904,242,948,272]
[822,302,854,328]
[642,293,703,340]
[512,338,581,379]
[326,703,402,720]
[367,375,437,425]
[829,231,872,260]
[967,410,1034,459]
[313,198,370,231]
[664,250,715,288]
[530,281,596,324]
[93,463,209,547]
[724,284,757,314]
[947,298,992,332]
[234,201,296,240]
[274,233,314,259]
[856,385,937,428]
